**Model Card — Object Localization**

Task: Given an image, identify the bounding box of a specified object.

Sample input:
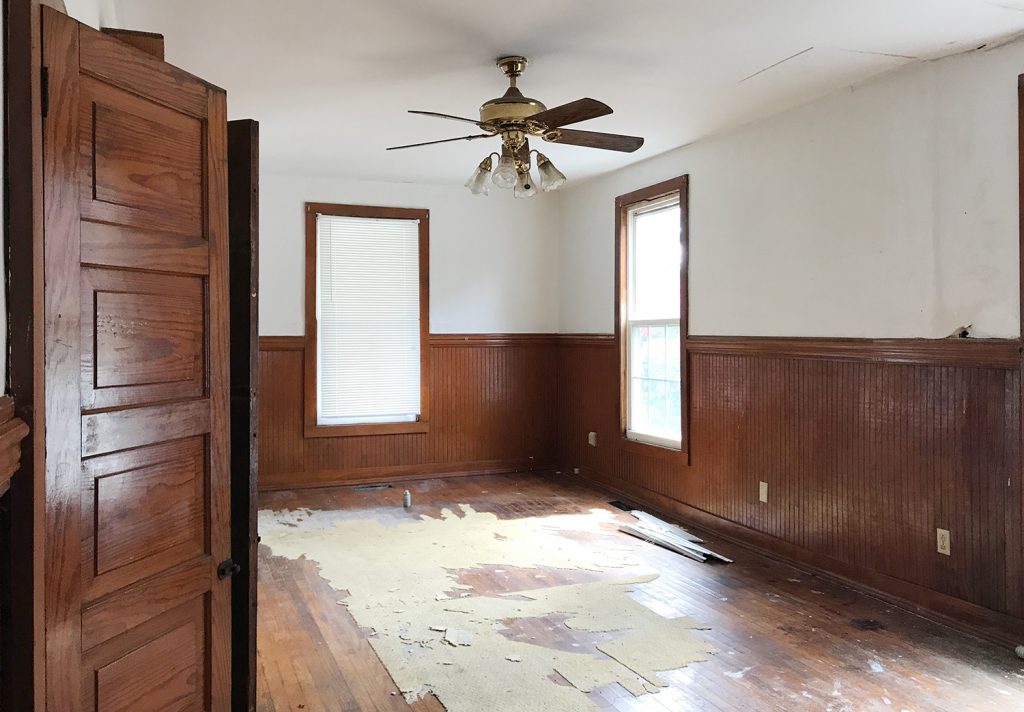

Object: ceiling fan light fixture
[513,169,537,199]
[535,153,566,192]
[491,154,518,189]
[464,156,493,195]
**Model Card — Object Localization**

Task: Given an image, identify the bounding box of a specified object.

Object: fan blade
[386,133,493,151]
[409,110,487,127]
[530,98,612,128]
[545,128,644,153]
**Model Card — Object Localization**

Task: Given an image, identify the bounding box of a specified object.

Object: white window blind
[625,195,683,449]
[316,213,422,425]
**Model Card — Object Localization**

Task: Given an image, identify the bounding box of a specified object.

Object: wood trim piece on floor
[575,467,1024,650]
[259,459,551,492]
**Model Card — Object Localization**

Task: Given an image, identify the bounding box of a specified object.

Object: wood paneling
[258,335,558,490]
[557,335,1024,644]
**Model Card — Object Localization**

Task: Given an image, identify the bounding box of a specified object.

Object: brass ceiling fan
[386,55,644,197]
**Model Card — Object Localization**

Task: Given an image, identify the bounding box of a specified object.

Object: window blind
[316,214,422,425]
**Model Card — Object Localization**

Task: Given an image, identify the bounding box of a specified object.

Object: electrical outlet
[758,481,768,503]
[936,528,951,556]
[587,431,598,447]
[572,467,580,475]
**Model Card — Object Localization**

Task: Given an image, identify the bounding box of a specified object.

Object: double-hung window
[304,203,429,437]
[617,177,688,453]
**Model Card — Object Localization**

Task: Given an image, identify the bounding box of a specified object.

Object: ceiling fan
[386,56,644,197]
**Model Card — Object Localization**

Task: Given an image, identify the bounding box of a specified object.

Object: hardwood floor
[258,473,1024,711]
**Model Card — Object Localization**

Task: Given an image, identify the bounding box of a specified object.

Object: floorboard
[257,473,1024,711]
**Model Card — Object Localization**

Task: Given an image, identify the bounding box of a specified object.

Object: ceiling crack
[739,46,815,83]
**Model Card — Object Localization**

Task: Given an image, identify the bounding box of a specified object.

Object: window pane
[625,195,682,448]
[317,214,421,425]
[630,205,681,321]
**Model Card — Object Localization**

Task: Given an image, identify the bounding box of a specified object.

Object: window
[304,203,429,437]
[616,177,688,454]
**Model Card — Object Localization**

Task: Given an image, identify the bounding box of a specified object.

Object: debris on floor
[259,504,714,712]
[619,511,733,564]
[443,628,473,646]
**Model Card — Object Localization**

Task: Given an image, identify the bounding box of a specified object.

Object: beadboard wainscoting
[259,332,1024,643]
[258,335,559,490]
[557,335,1024,646]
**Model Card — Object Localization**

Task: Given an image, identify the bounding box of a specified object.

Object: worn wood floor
[257,473,1024,711]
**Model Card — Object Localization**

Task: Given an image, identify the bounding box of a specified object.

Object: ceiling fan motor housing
[480,56,547,125]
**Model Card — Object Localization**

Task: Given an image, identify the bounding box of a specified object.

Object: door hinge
[217,558,241,580]
[40,67,49,118]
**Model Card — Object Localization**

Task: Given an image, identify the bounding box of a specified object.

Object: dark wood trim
[303,202,431,439]
[430,333,559,347]
[264,333,1020,369]
[576,467,1024,649]
[614,176,690,458]
[1017,72,1024,647]
[227,118,259,712]
[686,335,1021,369]
[259,458,549,492]
[4,0,46,707]
[40,8,83,707]
[100,28,165,60]
[556,334,616,347]
[259,336,304,351]
[0,398,30,500]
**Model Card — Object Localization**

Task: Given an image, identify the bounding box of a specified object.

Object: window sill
[620,435,687,463]
[304,420,430,439]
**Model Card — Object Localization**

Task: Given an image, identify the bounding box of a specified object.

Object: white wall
[558,38,1024,338]
[62,0,118,29]
[259,173,560,335]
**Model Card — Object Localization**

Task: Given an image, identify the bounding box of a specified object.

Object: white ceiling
[109,0,1024,185]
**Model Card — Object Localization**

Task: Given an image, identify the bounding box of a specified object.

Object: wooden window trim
[303,202,431,438]
[615,176,690,462]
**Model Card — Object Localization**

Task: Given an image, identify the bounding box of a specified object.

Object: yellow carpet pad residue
[259,504,716,712]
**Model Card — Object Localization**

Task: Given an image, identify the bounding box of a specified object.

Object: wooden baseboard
[572,465,1024,650]
[258,458,552,492]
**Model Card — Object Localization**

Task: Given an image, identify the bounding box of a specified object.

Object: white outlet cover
[587,431,598,447]
[758,481,768,503]
[936,528,951,556]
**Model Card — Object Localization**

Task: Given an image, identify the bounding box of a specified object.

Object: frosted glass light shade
[464,157,492,195]
[513,170,537,199]
[536,153,566,191]
[491,155,518,189]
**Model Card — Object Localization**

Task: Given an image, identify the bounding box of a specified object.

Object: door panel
[82,599,207,712]
[82,438,206,599]
[42,7,231,710]
[81,267,206,409]
[80,77,205,235]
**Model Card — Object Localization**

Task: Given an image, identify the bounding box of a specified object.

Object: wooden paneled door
[40,7,231,710]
